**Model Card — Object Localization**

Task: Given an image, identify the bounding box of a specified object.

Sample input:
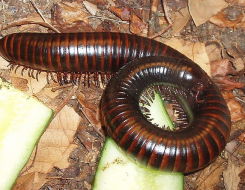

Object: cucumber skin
[93,138,184,190]
[0,78,53,190]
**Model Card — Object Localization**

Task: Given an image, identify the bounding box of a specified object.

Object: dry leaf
[227,97,245,121]
[223,159,245,190]
[210,59,244,90]
[172,6,191,34]
[14,106,80,189]
[3,13,52,31]
[9,68,48,96]
[213,76,244,90]
[205,41,222,62]
[222,90,245,121]
[109,7,131,21]
[83,1,100,16]
[13,172,47,190]
[233,58,244,72]
[10,77,29,92]
[210,59,237,77]
[0,56,10,70]
[130,13,147,34]
[210,12,243,28]
[165,39,210,75]
[52,2,90,32]
[188,0,228,26]
[226,0,245,6]
[57,2,89,24]
[76,84,103,135]
[196,157,225,189]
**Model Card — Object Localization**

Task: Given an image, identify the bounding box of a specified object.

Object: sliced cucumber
[94,88,184,190]
[93,138,184,190]
[140,90,175,130]
[0,78,53,190]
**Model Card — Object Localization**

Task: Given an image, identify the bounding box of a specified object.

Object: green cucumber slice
[94,88,184,190]
[93,138,184,190]
[140,90,175,130]
[0,78,53,190]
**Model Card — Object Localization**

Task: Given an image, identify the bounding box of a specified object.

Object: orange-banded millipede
[0,32,185,85]
[101,56,231,173]
[0,32,231,173]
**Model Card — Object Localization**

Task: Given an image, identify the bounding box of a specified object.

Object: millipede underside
[9,63,114,86]
[139,84,192,130]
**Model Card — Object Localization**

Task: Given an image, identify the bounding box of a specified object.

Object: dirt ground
[1,0,245,189]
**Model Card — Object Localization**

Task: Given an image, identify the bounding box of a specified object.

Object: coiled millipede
[0,32,231,173]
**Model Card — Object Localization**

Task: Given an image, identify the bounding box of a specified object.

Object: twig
[88,15,129,24]
[148,0,159,37]
[79,106,104,137]
[29,0,60,33]
[148,0,173,39]
[149,24,172,39]
[52,85,78,117]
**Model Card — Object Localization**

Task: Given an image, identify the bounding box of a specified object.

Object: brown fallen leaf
[226,0,245,6]
[223,157,245,190]
[222,90,245,121]
[130,13,147,34]
[165,39,210,75]
[213,76,244,90]
[76,84,103,136]
[52,2,91,32]
[196,157,225,189]
[171,6,191,35]
[2,13,53,31]
[233,58,244,72]
[210,59,237,77]
[210,59,244,90]
[109,6,131,21]
[235,21,245,31]
[9,68,49,96]
[83,1,100,16]
[210,12,243,29]
[205,41,223,62]
[13,172,47,190]
[10,77,29,92]
[227,97,245,121]
[188,0,228,26]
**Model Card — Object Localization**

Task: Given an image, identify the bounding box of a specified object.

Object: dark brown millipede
[0,32,231,173]
[101,56,231,173]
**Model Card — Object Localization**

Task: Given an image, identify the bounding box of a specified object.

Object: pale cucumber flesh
[93,138,184,190]
[0,78,53,190]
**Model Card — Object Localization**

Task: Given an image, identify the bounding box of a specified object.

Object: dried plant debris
[188,0,228,26]
[1,0,245,189]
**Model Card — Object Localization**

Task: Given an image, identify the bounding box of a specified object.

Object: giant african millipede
[0,32,231,173]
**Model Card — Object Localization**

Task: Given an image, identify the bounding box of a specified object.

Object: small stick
[148,0,159,37]
[29,0,60,33]
[148,0,173,39]
[149,24,172,39]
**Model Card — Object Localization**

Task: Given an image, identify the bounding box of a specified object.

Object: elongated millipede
[0,32,185,85]
[0,32,231,173]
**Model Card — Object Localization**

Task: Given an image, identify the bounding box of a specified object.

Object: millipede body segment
[0,32,231,173]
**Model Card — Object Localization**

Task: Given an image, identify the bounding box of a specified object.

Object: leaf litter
[0,0,245,189]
